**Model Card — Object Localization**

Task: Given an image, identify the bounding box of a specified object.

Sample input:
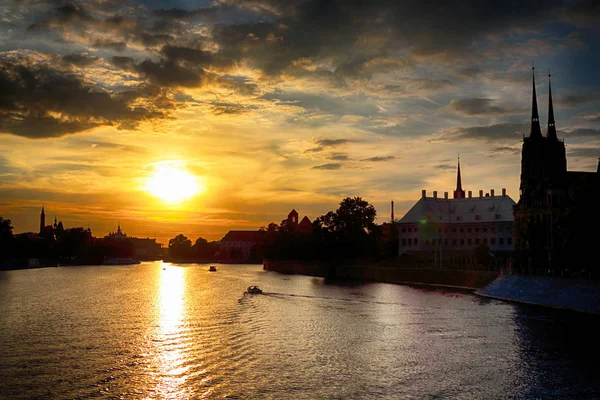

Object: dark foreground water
[1,262,599,399]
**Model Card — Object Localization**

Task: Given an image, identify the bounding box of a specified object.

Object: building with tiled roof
[219,230,262,261]
[397,160,516,259]
[298,215,313,234]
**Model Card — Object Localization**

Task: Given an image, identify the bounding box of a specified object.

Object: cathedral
[513,69,600,271]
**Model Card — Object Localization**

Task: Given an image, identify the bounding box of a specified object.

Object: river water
[0,262,598,399]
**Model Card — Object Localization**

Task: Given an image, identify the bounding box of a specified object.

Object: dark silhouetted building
[219,230,262,262]
[513,70,600,271]
[285,209,312,234]
[104,224,162,260]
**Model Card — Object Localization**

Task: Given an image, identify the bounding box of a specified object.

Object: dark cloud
[61,53,99,67]
[153,7,220,21]
[568,147,600,158]
[562,128,600,138]
[139,33,175,47]
[489,146,520,155]
[316,139,352,147]
[312,163,341,170]
[0,58,172,138]
[111,56,135,70]
[438,122,528,142]
[109,45,237,88]
[559,92,600,108]
[361,156,396,162]
[435,164,455,170]
[210,0,564,77]
[160,45,236,70]
[448,98,522,116]
[304,147,323,153]
[209,102,253,115]
[93,38,126,51]
[562,0,600,28]
[329,153,349,161]
[136,59,203,87]
[453,65,486,79]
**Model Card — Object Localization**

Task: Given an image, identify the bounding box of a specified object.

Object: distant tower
[287,209,299,227]
[453,156,465,199]
[53,215,57,229]
[546,73,557,141]
[40,207,45,233]
[529,65,542,139]
[391,201,395,222]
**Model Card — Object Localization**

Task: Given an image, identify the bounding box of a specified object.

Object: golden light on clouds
[145,163,205,204]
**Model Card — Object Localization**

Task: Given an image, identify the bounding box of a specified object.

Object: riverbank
[263,259,500,290]
[476,275,600,315]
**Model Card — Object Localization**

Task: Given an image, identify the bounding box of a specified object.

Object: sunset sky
[1,0,599,244]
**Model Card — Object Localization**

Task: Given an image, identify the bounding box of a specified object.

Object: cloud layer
[1,0,599,240]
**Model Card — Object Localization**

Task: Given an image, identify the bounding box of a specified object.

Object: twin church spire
[530,65,558,140]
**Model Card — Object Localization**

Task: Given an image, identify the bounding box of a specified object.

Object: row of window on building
[402,226,511,234]
[401,237,513,247]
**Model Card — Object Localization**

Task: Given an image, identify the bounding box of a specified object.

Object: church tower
[453,157,465,199]
[40,207,45,233]
[287,209,299,227]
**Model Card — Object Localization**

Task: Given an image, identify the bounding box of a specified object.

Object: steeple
[547,73,557,140]
[530,65,542,138]
[287,209,299,227]
[453,156,465,199]
[40,206,45,233]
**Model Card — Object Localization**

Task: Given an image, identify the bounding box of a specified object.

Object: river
[0,262,598,399]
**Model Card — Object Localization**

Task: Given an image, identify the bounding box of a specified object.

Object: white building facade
[397,160,516,263]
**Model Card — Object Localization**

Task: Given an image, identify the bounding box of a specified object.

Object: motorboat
[209,265,217,272]
[247,285,263,294]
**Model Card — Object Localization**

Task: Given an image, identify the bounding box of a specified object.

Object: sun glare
[146,164,204,203]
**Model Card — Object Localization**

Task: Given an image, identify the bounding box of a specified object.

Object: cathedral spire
[453,156,465,199]
[456,156,463,192]
[530,65,542,138]
[40,206,45,233]
[547,73,558,140]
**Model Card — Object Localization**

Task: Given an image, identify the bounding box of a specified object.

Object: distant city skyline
[1,1,599,243]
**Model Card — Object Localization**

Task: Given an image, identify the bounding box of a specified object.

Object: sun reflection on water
[152,264,190,399]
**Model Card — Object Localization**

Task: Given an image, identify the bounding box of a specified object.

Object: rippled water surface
[1,262,599,399]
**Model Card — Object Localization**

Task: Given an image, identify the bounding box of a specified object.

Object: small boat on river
[209,265,217,272]
[247,285,263,294]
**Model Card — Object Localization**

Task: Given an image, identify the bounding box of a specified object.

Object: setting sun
[145,164,204,203]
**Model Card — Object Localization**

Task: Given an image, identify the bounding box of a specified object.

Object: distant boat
[103,258,141,265]
[209,265,217,272]
[247,285,263,294]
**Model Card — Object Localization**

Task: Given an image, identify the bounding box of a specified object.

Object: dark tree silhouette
[169,234,193,259]
[0,217,14,258]
[193,237,219,259]
[312,197,378,259]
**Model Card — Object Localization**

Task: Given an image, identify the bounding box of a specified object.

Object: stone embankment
[475,275,600,315]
